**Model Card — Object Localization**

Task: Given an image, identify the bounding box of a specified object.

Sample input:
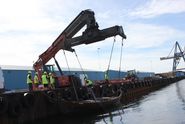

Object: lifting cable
[118,38,124,79]
[74,50,86,77]
[74,50,98,102]
[63,49,79,101]
[107,37,116,75]
[63,50,71,74]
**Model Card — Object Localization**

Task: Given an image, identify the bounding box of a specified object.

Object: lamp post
[97,48,101,70]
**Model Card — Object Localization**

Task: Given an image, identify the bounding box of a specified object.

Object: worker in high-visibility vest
[42,71,49,89]
[104,70,109,83]
[27,71,33,91]
[49,72,55,89]
[34,72,39,90]
[84,77,93,87]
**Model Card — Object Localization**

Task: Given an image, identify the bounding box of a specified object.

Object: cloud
[123,48,175,73]
[0,0,71,66]
[0,34,48,65]
[0,0,184,73]
[41,22,185,73]
[129,0,185,18]
[124,23,185,48]
[119,23,185,72]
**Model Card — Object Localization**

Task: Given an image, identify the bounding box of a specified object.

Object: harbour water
[30,79,185,124]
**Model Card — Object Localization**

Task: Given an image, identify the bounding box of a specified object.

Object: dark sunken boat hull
[57,91,122,115]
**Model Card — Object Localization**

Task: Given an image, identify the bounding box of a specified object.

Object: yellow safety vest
[86,79,93,86]
[50,75,55,84]
[42,74,48,84]
[27,74,32,84]
[34,75,39,84]
[104,73,109,80]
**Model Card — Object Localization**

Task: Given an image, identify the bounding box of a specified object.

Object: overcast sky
[0,0,185,73]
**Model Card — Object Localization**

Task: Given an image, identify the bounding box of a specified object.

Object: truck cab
[125,70,139,81]
[43,65,82,88]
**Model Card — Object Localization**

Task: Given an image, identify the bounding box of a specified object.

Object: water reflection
[101,79,185,124]
[176,80,185,110]
[92,110,125,124]
[29,109,125,124]
[30,80,185,124]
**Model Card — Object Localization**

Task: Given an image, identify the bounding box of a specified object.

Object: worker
[104,70,109,83]
[27,71,33,91]
[49,72,55,89]
[34,72,39,90]
[84,77,93,87]
[42,71,49,89]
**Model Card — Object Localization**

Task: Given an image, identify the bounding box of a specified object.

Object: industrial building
[1,65,154,90]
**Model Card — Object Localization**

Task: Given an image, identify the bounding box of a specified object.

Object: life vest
[86,79,93,86]
[42,74,48,84]
[34,75,39,84]
[50,75,55,84]
[104,73,109,80]
[27,74,32,84]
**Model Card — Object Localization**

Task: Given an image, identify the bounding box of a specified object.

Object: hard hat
[44,71,47,74]
[28,71,31,74]
[49,72,52,75]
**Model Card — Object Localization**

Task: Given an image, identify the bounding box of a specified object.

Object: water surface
[32,79,185,124]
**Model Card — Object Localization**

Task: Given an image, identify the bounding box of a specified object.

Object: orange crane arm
[33,9,126,78]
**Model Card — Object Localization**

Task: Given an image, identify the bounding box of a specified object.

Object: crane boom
[33,9,126,79]
[160,41,185,71]
[160,52,184,60]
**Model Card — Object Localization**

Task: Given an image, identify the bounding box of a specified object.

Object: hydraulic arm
[33,9,126,78]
